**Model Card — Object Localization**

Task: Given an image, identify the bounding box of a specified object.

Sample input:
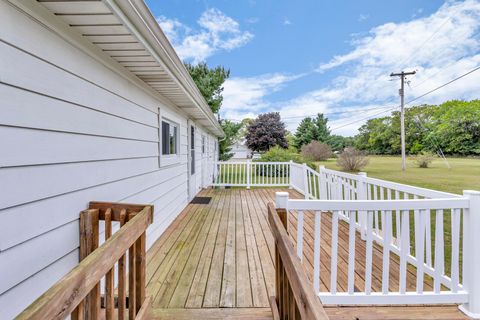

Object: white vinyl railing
[212,160,480,316]
[213,161,290,187]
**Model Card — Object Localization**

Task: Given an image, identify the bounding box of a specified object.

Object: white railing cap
[275,192,289,209]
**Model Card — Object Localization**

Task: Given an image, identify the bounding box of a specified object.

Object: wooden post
[288,160,293,189]
[460,190,480,318]
[78,209,100,319]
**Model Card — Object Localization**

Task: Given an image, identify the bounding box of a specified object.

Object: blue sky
[147,0,480,136]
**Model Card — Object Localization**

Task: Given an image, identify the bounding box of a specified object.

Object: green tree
[219,120,242,161]
[293,113,331,149]
[185,62,230,114]
[429,100,480,155]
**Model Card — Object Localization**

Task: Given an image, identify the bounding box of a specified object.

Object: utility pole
[390,70,416,172]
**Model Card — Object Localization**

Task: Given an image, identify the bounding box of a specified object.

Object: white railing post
[275,191,289,210]
[246,160,251,189]
[319,165,327,200]
[302,163,309,199]
[357,172,368,240]
[288,160,293,189]
[460,190,480,318]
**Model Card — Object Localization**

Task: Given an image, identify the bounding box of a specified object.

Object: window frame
[159,117,180,167]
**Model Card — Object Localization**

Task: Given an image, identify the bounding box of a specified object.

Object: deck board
[146,188,464,319]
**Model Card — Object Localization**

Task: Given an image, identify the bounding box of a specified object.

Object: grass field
[316,156,480,195]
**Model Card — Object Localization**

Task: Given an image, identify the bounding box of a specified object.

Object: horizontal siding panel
[0,84,158,142]
[0,221,78,295]
[0,41,157,127]
[0,157,158,209]
[0,172,187,296]
[0,1,162,114]
[0,126,158,167]
[0,165,185,250]
[0,249,78,320]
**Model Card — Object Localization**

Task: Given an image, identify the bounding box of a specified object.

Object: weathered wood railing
[16,202,154,320]
[267,202,329,320]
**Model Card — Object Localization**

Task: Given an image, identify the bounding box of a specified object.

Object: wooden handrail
[16,203,153,320]
[268,202,329,320]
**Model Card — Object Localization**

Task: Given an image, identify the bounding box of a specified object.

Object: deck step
[149,308,273,319]
[325,305,468,320]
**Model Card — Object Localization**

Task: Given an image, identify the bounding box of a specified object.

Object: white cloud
[222,0,480,136]
[157,8,253,63]
[283,18,292,26]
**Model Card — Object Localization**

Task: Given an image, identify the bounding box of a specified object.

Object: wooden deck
[145,188,467,319]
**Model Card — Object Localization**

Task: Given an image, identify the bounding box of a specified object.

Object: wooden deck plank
[184,189,227,308]
[203,189,231,307]
[165,189,221,308]
[219,190,237,307]
[235,189,253,307]
[146,187,464,319]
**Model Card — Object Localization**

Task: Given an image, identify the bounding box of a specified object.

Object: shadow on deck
[145,188,467,319]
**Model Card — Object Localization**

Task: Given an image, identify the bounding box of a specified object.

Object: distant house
[231,141,252,159]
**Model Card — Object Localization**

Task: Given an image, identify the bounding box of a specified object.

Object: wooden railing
[267,202,329,320]
[16,202,154,320]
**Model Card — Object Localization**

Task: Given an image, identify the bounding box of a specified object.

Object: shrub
[337,147,369,171]
[301,141,332,161]
[413,152,435,168]
[257,146,314,176]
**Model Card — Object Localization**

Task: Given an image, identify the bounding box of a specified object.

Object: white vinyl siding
[0,3,218,318]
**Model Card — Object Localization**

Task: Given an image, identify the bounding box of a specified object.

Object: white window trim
[159,116,180,167]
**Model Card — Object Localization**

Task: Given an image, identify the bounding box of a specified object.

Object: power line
[329,106,399,132]
[406,64,480,105]
[329,63,480,133]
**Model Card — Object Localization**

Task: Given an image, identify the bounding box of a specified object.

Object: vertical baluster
[434,209,444,293]
[262,164,265,185]
[395,190,401,248]
[365,211,373,295]
[415,209,426,294]
[297,210,304,261]
[425,208,432,267]
[379,187,385,238]
[104,209,114,320]
[135,229,146,313]
[330,211,339,294]
[382,210,392,294]
[347,210,356,294]
[118,210,127,320]
[451,208,460,292]
[313,211,321,293]
[399,210,410,294]
[128,213,137,319]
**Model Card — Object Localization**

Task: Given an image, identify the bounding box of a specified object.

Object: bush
[301,141,332,161]
[413,152,435,168]
[257,146,314,176]
[337,147,369,171]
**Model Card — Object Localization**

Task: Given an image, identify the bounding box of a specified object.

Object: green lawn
[316,156,480,195]
[316,156,480,277]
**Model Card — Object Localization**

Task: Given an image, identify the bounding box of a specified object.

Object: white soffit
[37,0,223,137]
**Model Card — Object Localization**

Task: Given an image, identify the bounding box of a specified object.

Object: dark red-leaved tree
[246,112,288,152]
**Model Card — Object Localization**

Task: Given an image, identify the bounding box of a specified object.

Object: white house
[0,0,223,318]
[231,141,252,159]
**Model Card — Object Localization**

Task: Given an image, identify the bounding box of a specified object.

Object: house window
[202,135,206,154]
[161,120,178,155]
